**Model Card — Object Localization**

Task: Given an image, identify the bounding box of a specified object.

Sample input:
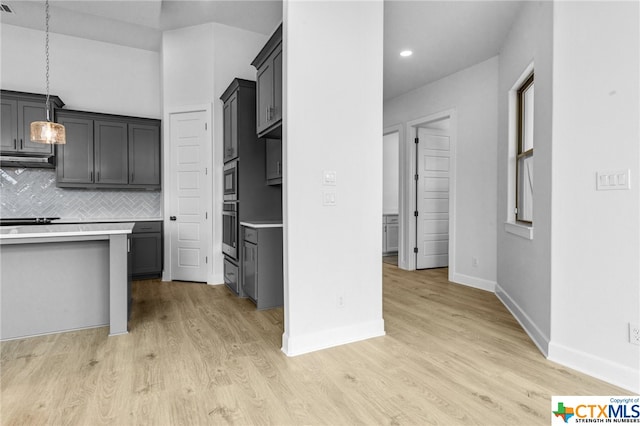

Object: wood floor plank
[1,266,629,425]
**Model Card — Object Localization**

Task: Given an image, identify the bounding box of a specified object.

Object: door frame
[162,104,214,283]
[405,109,457,281]
[383,124,406,269]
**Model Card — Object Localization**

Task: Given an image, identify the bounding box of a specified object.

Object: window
[516,73,534,223]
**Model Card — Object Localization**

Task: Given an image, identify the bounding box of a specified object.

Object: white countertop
[0,223,135,240]
[240,221,283,229]
[55,217,162,224]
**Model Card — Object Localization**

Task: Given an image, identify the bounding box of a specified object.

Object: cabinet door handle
[131,173,134,182]
[13,138,17,149]
[97,172,100,182]
[90,171,93,181]
[19,138,23,148]
[266,107,269,122]
[277,161,281,175]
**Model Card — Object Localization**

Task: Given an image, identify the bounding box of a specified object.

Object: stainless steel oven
[222,202,238,260]
[223,160,238,201]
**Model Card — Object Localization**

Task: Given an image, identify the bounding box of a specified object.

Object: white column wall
[549,1,640,393]
[282,0,385,355]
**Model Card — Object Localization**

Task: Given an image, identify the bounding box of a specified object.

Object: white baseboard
[281,319,386,357]
[548,342,640,394]
[495,283,550,356]
[208,273,223,286]
[451,272,496,292]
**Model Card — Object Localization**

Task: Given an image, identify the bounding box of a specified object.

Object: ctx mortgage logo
[552,396,640,424]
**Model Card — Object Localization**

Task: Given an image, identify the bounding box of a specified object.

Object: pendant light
[30,0,66,144]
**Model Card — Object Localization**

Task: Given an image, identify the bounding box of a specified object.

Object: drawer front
[385,215,399,225]
[244,227,258,244]
[224,258,240,294]
[134,221,162,233]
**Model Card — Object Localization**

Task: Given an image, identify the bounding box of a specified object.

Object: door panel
[95,120,128,184]
[129,124,160,185]
[169,111,209,282]
[20,101,53,155]
[256,62,273,133]
[56,117,94,184]
[416,127,450,269]
[243,241,257,301]
[272,46,283,123]
[1,99,17,151]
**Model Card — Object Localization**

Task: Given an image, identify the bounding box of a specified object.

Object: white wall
[1,24,160,118]
[161,23,268,284]
[282,0,385,355]
[384,56,498,289]
[549,1,640,393]
[496,1,553,354]
[383,132,399,215]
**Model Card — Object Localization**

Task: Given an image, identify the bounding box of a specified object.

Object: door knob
[170,216,177,221]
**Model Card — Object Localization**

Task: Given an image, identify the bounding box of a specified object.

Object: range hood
[0,155,55,169]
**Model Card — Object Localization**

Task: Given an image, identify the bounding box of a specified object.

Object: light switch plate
[322,191,336,206]
[596,170,630,191]
[323,170,337,186]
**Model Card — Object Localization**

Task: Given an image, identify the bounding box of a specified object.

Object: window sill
[504,221,533,240]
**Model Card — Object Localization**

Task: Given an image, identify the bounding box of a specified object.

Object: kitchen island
[0,223,134,340]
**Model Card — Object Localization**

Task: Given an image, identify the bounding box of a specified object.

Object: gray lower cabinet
[224,257,241,295]
[241,225,283,309]
[131,221,163,279]
[383,215,399,254]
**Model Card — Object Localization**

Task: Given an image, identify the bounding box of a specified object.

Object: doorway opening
[383,130,400,266]
[406,110,456,278]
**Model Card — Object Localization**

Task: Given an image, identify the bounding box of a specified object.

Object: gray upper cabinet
[56,116,94,184]
[223,91,238,162]
[265,138,282,185]
[252,24,282,138]
[1,99,18,152]
[56,109,161,189]
[0,90,64,156]
[129,124,161,186]
[95,120,128,185]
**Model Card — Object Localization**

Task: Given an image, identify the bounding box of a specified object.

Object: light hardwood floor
[1,264,626,425]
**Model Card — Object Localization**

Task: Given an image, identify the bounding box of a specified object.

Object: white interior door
[416,126,450,269]
[169,111,209,282]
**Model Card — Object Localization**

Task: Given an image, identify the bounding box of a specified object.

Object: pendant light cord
[44,0,51,121]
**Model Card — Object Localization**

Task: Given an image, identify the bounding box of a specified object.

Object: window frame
[515,72,534,225]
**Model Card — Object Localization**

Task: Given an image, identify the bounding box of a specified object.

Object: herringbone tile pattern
[0,167,161,219]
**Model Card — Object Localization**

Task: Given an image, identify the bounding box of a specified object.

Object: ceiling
[0,0,523,101]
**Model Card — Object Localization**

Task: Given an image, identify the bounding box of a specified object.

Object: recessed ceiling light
[400,50,413,57]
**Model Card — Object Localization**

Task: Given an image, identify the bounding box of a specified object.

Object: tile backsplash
[0,167,161,219]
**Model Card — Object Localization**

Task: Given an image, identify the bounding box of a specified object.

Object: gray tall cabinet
[220,79,282,299]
